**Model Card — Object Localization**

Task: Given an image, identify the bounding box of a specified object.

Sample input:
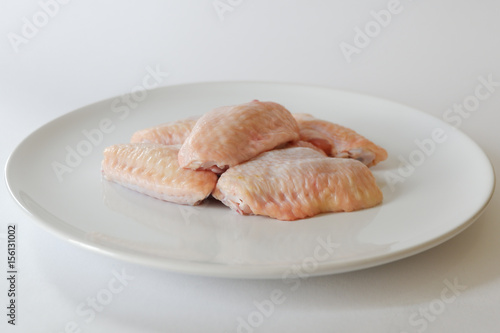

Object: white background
[1,1,499,332]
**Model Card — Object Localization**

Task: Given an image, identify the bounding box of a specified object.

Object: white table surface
[1,1,499,332]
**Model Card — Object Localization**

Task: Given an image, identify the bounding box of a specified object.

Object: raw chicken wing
[282,140,328,156]
[293,114,388,167]
[212,147,383,221]
[178,100,300,173]
[130,117,198,145]
[102,143,217,205]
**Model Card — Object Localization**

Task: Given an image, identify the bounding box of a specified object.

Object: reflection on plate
[5,82,495,278]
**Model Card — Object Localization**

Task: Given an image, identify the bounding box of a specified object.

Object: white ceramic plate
[5,82,495,279]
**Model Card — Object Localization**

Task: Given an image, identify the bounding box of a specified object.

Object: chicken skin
[293,114,388,167]
[130,117,199,145]
[212,147,383,221]
[178,100,300,173]
[102,143,217,205]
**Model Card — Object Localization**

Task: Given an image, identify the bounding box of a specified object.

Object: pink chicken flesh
[212,147,383,221]
[178,100,300,173]
[102,143,217,205]
[130,117,199,145]
[293,113,388,167]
